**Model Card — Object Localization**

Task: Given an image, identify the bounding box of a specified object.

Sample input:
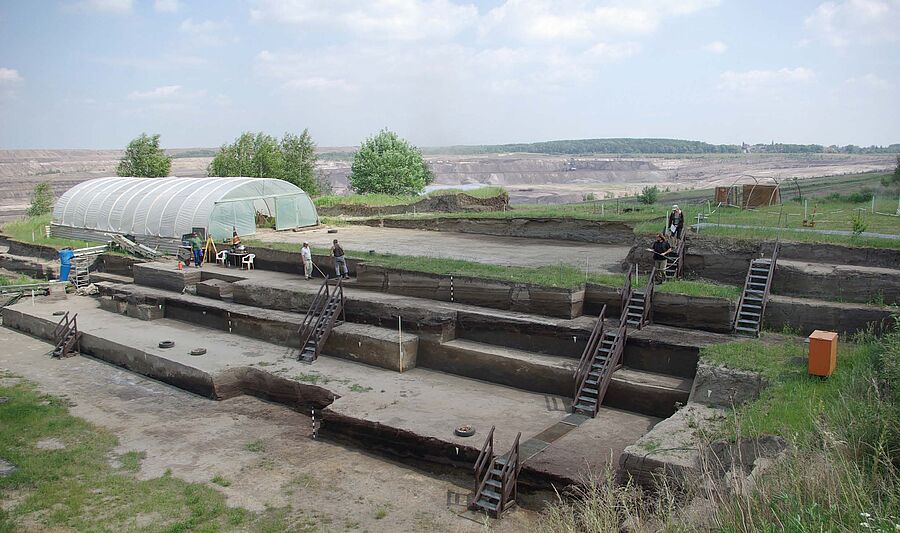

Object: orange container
[808,330,838,377]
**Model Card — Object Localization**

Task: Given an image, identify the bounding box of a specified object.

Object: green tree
[280,129,319,195]
[26,181,54,217]
[349,129,434,195]
[883,155,900,187]
[637,185,659,205]
[116,133,171,177]
[208,132,283,179]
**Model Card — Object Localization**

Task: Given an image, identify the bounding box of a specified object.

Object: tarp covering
[52,177,317,240]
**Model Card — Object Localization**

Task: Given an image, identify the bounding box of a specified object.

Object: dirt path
[255,226,631,274]
[0,327,543,532]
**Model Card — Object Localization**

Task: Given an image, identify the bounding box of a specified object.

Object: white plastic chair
[215,250,227,266]
[241,253,255,270]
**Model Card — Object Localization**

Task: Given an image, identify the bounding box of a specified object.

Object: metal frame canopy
[52,176,318,241]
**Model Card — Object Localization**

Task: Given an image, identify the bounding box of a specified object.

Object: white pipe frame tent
[52,176,318,243]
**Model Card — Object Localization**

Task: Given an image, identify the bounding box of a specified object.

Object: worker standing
[58,247,75,283]
[301,242,313,280]
[189,232,204,268]
[652,233,672,284]
[667,205,684,243]
[331,239,349,280]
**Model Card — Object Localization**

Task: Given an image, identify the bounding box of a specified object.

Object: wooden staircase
[572,305,627,417]
[297,277,345,363]
[664,238,686,280]
[622,265,657,329]
[471,426,521,518]
[52,311,81,358]
[733,241,780,336]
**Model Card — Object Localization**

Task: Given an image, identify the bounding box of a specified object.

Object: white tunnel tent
[51,176,318,251]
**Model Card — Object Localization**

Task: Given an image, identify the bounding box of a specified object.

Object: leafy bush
[637,185,659,205]
[349,129,434,195]
[26,182,54,217]
[851,210,868,236]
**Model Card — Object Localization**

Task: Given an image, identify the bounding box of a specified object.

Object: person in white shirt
[301,242,313,279]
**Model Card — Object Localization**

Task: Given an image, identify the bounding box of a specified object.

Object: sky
[0,0,898,149]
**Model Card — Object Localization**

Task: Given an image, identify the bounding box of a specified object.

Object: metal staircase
[71,244,109,288]
[733,241,780,336]
[572,305,627,417]
[471,426,521,518]
[297,277,345,363]
[52,311,81,358]
[664,238,686,280]
[622,266,656,329]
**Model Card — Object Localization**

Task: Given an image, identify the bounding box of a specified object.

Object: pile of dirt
[316,191,509,216]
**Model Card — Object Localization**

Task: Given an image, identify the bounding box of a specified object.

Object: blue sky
[0,0,898,149]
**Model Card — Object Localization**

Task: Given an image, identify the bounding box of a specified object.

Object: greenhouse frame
[51,176,318,252]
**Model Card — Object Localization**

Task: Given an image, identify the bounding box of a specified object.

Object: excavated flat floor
[3,296,659,485]
[252,226,632,273]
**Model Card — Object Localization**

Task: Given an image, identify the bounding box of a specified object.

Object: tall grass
[538,326,900,531]
[1,214,92,250]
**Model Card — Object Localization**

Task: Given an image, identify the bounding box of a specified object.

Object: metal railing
[297,277,344,361]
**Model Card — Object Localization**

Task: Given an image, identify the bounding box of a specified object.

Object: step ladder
[70,244,109,288]
[622,265,656,329]
[72,256,90,288]
[297,277,345,363]
[573,306,627,417]
[471,427,521,518]
[733,242,780,336]
[52,311,81,358]
[664,238,686,280]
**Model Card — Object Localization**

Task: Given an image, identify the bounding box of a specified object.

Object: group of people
[300,239,350,280]
[651,205,685,284]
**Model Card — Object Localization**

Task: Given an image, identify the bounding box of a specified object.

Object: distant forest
[423,138,900,156]
[170,139,900,159]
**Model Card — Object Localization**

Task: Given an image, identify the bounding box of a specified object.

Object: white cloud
[0,68,23,83]
[805,0,900,47]
[128,85,183,100]
[718,67,815,92]
[154,0,180,13]
[844,73,893,90]
[251,0,478,41]
[179,18,232,46]
[704,40,727,54]
[71,0,133,14]
[585,41,641,61]
[480,0,720,43]
[283,77,357,92]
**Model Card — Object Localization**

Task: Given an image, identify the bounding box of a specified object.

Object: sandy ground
[254,226,631,274]
[1,150,894,222]
[0,327,543,532]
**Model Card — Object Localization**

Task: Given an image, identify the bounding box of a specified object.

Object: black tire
[52,311,66,316]
[158,340,175,349]
[189,348,207,356]
[454,426,476,438]
[327,229,338,234]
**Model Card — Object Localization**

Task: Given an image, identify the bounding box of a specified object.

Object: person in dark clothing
[666,205,684,242]
[332,239,349,280]
[652,233,672,284]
